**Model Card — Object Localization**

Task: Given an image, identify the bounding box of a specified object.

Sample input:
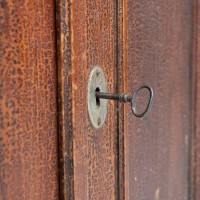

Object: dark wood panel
[193,0,200,199]
[56,0,118,199]
[124,0,193,199]
[116,0,126,199]
[0,1,59,199]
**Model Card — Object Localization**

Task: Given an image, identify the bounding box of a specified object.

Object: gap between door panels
[115,0,126,199]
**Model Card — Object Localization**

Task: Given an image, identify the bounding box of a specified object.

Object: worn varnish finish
[124,0,193,199]
[0,1,59,199]
[0,1,197,200]
[56,0,118,199]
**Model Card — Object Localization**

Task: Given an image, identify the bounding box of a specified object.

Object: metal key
[95,85,153,118]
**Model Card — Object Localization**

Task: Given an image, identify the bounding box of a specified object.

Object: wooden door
[124,0,192,199]
[56,1,118,199]
[0,1,59,200]
[1,0,200,200]
[56,0,199,200]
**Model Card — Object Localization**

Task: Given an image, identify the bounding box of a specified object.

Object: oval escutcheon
[87,66,107,129]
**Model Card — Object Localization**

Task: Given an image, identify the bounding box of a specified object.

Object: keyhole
[95,87,100,107]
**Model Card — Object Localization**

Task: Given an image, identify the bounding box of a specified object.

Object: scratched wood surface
[56,0,118,199]
[0,1,59,200]
[124,0,193,199]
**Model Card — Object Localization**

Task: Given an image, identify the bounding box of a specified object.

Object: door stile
[56,0,74,199]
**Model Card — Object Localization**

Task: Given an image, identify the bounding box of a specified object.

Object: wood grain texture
[0,1,59,199]
[193,0,200,199]
[56,0,118,199]
[124,0,193,199]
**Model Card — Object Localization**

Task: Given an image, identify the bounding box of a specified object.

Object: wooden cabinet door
[1,0,199,200]
[56,1,118,199]
[56,0,199,200]
[124,0,192,199]
[0,1,59,200]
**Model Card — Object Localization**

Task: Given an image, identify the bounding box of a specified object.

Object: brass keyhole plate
[87,66,107,129]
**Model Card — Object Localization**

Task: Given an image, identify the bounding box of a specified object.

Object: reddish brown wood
[56,0,118,199]
[124,0,193,199]
[0,1,59,199]
[1,1,196,199]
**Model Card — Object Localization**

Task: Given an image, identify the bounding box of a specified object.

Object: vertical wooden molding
[56,0,74,199]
